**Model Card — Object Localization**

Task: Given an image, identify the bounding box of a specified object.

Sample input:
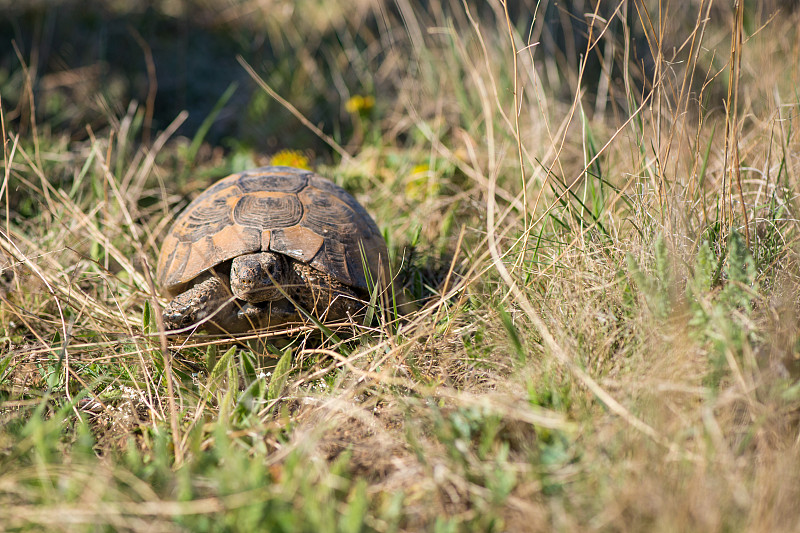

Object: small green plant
[626,234,674,320]
[687,229,760,391]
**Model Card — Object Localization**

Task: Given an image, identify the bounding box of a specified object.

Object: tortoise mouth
[236,284,284,303]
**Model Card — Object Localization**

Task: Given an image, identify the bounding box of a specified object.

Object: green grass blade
[267,348,293,401]
[185,81,238,168]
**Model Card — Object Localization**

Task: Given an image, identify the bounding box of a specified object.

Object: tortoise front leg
[163,275,233,331]
[291,263,363,321]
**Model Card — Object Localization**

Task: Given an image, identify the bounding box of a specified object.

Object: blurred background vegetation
[0,0,662,152]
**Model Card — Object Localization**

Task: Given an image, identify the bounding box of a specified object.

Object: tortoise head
[229,252,291,304]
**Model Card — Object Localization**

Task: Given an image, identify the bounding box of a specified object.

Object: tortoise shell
[157,166,388,297]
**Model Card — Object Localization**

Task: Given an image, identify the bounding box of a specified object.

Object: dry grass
[1,0,800,531]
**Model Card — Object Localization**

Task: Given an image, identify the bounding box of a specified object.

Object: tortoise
[156,166,389,333]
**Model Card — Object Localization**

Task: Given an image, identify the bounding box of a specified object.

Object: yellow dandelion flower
[269,150,311,170]
[405,163,441,200]
[411,163,429,175]
[345,94,375,114]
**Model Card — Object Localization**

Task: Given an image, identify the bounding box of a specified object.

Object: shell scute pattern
[299,186,361,236]
[232,193,303,229]
[180,196,235,242]
[309,176,380,237]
